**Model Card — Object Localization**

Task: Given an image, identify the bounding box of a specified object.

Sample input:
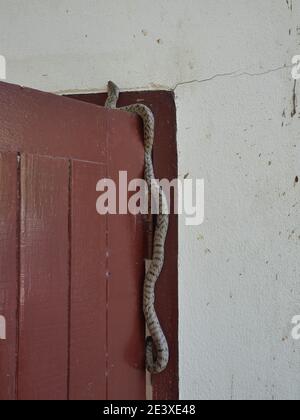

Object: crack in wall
[173,70,240,90]
[173,64,292,90]
[55,65,293,95]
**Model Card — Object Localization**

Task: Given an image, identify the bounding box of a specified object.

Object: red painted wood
[18,154,69,400]
[0,82,148,400]
[69,161,107,400]
[106,111,146,400]
[0,153,18,400]
[0,81,107,162]
[70,91,179,400]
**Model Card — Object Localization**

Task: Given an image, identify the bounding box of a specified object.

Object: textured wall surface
[0,0,299,400]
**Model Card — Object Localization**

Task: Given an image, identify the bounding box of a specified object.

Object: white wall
[1,0,300,400]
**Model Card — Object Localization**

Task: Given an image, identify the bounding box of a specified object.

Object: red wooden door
[0,82,146,400]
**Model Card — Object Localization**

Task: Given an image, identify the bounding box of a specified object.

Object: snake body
[105,81,169,374]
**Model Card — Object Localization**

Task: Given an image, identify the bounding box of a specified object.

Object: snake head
[107,81,120,97]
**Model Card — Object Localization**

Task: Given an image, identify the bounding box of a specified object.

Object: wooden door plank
[69,161,107,400]
[18,154,69,400]
[106,111,146,400]
[0,153,18,400]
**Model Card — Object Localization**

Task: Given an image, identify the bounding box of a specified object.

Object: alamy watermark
[96,171,204,226]
[291,316,300,341]
[0,315,6,340]
[0,55,6,80]
[292,55,300,80]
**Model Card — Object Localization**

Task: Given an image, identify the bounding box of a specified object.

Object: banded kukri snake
[105,81,169,374]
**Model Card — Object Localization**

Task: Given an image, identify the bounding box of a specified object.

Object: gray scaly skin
[105,81,169,374]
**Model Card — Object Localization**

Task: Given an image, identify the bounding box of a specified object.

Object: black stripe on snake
[105,81,170,374]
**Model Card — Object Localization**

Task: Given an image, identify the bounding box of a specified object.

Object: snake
[105,81,169,374]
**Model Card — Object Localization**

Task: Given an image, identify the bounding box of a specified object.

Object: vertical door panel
[69,161,107,400]
[0,153,18,400]
[18,154,69,400]
[107,112,146,400]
